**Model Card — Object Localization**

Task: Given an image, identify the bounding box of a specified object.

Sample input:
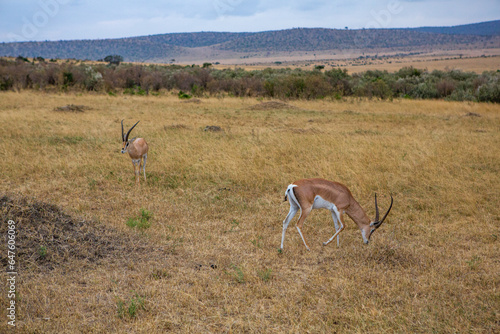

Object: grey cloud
[0,0,498,42]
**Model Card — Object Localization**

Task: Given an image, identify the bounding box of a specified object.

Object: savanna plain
[0,91,499,333]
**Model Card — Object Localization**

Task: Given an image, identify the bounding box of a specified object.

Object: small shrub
[124,85,146,95]
[0,75,14,91]
[396,66,422,78]
[117,300,125,319]
[63,72,74,87]
[16,55,29,62]
[126,208,152,230]
[88,178,97,190]
[127,293,145,318]
[228,264,245,283]
[117,292,145,319]
[225,219,239,233]
[257,268,273,282]
[250,236,263,248]
[477,80,500,103]
[436,79,456,97]
[466,255,481,270]
[39,245,47,258]
[178,90,192,99]
[83,66,103,91]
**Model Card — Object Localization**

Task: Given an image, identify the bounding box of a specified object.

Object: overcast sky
[1,0,499,43]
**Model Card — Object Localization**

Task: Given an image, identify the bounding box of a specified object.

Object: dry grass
[0,91,499,333]
[213,49,500,74]
[342,54,500,74]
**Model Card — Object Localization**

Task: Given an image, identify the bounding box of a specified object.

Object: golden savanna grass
[0,91,499,333]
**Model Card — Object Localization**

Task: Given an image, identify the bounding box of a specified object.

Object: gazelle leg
[142,153,147,182]
[331,212,340,247]
[132,159,141,184]
[296,206,313,251]
[323,208,344,246]
[281,203,298,250]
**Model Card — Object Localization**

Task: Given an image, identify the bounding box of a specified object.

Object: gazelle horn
[372,194,393,229]
[124,120,140,142]
[121,119,125,142]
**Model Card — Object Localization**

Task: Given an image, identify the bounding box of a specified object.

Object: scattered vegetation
[1,58,498,102]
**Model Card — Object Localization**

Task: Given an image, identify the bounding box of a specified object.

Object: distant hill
[132,31,255,48]
[411,20,500,36]
[215,27,491,52]
[0,20,498,63]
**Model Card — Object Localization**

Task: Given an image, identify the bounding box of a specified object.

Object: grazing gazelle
[121,120,148,184]
[281,178,393,251]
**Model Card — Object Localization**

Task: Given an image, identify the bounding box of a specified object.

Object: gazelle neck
[345,200,373,243]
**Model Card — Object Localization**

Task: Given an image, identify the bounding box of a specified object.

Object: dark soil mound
[0,195,160,273]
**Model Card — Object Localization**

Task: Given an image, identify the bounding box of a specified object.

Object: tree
[104,55,123,66]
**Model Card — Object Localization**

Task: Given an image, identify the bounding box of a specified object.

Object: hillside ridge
[0,20,498,63]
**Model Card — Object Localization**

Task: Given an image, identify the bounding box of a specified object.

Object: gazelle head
[365,193,393,243]
[121,120,140,154]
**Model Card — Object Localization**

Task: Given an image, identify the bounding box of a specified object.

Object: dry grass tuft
[248,100,297,110]
[180,98,201,104]
[53,104,90,112]
[164,124,190,131]
[204,125,224,132]
[464,111,481,117]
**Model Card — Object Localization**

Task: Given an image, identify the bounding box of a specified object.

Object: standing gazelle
[281,178,393,251]
[121,120,149,185]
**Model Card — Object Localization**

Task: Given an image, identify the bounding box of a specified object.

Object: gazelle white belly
[312,195,337,211]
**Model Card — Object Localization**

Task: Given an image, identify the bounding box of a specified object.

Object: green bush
[178,90,191,99]
[1,57,498,102]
